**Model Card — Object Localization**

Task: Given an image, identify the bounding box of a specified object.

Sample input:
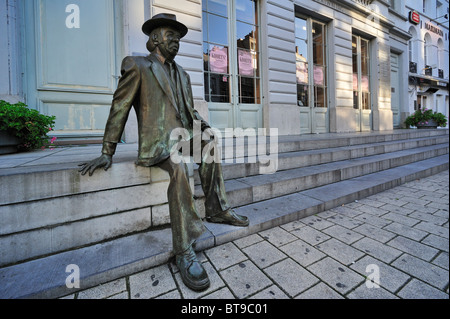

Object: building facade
[1,0,448,142]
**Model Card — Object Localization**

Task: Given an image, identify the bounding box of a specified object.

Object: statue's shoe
[206,209,250,227]
[176,247,210,292]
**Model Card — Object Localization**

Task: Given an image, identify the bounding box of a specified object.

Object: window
[295,17,328,108]
[352,35,371,110]
[203,0,260,104]
[423,0,427,13]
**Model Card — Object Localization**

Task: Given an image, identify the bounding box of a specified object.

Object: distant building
[1,0,448,143]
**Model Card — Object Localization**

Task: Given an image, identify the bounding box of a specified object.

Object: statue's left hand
[78,154,113,176]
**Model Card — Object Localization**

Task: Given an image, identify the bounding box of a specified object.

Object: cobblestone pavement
[62,171,449,300]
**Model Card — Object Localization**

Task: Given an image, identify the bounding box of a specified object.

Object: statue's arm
[79,57,141,176]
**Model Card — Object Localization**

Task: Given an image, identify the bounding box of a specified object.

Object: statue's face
[157,27,181,61]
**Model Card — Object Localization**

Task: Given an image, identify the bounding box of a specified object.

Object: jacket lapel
[147,54,179,113]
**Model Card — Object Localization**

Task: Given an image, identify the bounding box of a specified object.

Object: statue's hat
[142,13,188,38]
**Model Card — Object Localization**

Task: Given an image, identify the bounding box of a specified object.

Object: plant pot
[416,119,438,129]
[0,130,21,155]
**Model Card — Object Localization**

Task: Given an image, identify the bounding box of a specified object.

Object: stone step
[195,143,449,212]
[1,154,447,299]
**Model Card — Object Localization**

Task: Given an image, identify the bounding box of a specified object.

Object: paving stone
[290,225,331,246]
[414,221,449,239]
[316,210,337,219]
[315,238,365,266]
[433,210,449,219]
[249,285,290,299]
[156,290,182,299]
[397,279,449,299]
[242,241,287,269]
[129,265,177,299]
[219,260,272,299]
[280,219,306,232]
[421,234,449,252]
[347,283,398,299]
[392,254,449,290]
[403,203,438,214]
[259,226,297,247]
[352,223,396,243]
[356,198,386,208]
[432,252,449,270]
[279,239,326,267]
[379,203,414,215]
[300,215,335,230]
[350,255,410,294]
[330,206,363,218]
[175,262,226,299]
[387,236,439,261]
[375,196,410,208]
[399,196,431,206]
[383,222,428,241]
[352,237,402,263]
[427,202,450,211]
[296,283,344,299]
[204,242,247,271]
[202,287,235,299]
[322,224,364,244]
[307,257,364,295]
[264,259,319,298]
[326,214,364,229]
[381,212,420,227]
[354,213,392,228]
[233,234,263,249]
[77,278,127,299]
[107,291,129,299]
[408,211,448,226]
[355,205,389,217]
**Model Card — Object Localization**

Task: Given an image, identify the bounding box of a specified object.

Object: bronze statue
[79,13,249,292]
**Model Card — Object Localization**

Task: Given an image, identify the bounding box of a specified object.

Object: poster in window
[238,49,254,76]
[314,66,324,86]
[209,45,228,74]
[361,75,369,92]
[353,73,359,91]
[296,61,308,84]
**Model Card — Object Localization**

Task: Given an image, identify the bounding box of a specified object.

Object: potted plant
[404,108,448,129]
[0,100,56,154]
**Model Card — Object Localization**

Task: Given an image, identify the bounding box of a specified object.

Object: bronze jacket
[101,54,209,167]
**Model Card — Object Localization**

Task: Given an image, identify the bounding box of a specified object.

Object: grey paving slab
[387,236,439,261]
[204,242,247,271]
[249,285,290,299]
[326,214,364,229]
[397,279,449,299]
[258,226,298,247]
[355,205,390,217]
[330,206,363,218]
[350,255,411,294]
[242,240,287,269]
[290,225,331,246]
[219,260,272,299]
[352,237,403,263]
[279,239,326,267]
[233,234,263,249]
[381,212,421,227]
[307,257,365,295]
[352,223,396,243]
[201,287,235,299]
[279,219,306,232]
[300,215,335,230]
[432,252,449,270]
[296,282,344,299]
[392,254,449,290]
[129,265,176,299]
[414,221,449,239]
[346,283,399,299]
[354,213,392,228]
[409,211,448,226]
[77,278,127,299]
[322,224,364,245]
[383,222,428,241]
[315,238,365,266]
[379,203,414,215]
[264,258,319,298]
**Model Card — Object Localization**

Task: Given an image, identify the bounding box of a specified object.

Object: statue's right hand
[78,154,113,176]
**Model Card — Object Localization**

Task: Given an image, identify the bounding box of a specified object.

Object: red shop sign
[409,11,420,24]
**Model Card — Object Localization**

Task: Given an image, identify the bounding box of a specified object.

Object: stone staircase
[0,129,448,298]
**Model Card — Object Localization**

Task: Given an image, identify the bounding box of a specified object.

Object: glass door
[203,0,262,130]
[352,35,372,132]
[295,16,329,134]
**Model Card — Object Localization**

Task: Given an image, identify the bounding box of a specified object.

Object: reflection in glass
[205,0,228,17]
[208,14,228,45]
[236,0,256,24]
[297,84,308,107]
[209,74,230,102]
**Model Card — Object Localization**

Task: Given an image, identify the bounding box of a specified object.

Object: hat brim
[142,18,188,38]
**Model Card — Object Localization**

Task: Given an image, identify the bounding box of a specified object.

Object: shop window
[295,17,328,108]
[352,35,371,110]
